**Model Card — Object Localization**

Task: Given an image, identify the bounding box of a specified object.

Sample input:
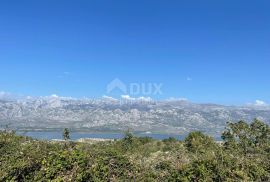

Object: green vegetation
[63,128,70,141]
[0,119,269,181]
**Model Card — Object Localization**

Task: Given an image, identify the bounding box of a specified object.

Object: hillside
[0,119,269,181]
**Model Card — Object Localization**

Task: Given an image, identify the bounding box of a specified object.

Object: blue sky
[0,0,269,105]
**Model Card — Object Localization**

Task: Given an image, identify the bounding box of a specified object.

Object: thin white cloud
[187,77,192,81]
[121,95,136,100]
[40,94,76,101]
[0,91,12,99]
[254,100,268,106]
[246,100,269,107]
[58,71,72,78]
[102,95,118,101]
[121,95,152,102]
[166,97,188,101]
[51,94,59,98]
[138,96,152,102]
[63,71,71,75]
[0,91,7,96]
[0,91,26,101]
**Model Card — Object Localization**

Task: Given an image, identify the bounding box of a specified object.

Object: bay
[17,131,185,141]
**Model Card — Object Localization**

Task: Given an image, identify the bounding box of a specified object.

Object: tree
[122,129,135,151]
[222,119,270,153]
[250,119,270,150]
[63,128,70,141]
[184,131,216,154]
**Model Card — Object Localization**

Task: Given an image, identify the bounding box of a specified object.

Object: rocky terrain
[0,95,269,137]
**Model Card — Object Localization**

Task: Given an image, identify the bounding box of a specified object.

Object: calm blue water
[17,131,185,141]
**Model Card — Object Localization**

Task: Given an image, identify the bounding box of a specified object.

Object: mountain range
[0,94,269,137]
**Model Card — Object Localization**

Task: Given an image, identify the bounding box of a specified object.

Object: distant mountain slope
[0,96,269,137]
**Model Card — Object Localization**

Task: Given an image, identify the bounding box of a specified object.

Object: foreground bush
[0,119,269,181]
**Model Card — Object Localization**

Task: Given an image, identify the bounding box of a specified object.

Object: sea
[17,131,185,141]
